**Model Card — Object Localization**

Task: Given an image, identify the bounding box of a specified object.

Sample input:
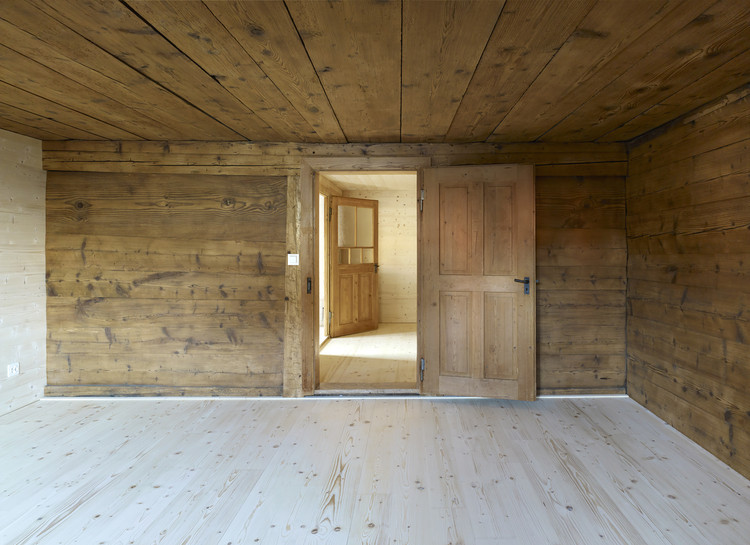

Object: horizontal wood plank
[46,171,288,394]
[627,89,750,479]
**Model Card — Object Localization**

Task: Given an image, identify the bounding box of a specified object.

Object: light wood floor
[319,323,417,391]
[2,397,749,544]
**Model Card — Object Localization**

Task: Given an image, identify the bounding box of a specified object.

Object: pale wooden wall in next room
[0,129,46,414]
[627,92,750,479]
[45,172,287,396]
[43,141,627,396]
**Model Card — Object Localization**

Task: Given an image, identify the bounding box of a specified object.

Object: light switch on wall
[287,253,299,266]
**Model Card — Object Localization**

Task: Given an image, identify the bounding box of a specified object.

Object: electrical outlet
[7,363,19,378]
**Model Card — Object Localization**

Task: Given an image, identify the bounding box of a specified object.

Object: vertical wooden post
[283,173,303,397]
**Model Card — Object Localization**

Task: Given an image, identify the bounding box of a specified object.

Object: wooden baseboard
[44,385,283,398]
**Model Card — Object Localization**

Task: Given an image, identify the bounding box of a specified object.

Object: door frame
[288,157,430,396]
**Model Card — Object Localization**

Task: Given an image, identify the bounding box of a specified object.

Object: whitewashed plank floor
[1,397,748,545]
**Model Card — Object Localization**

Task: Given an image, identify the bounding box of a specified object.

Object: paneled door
[330,196,379,337]
[421,164,536,400]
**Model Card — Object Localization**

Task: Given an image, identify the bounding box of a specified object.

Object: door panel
[330,196,379,337]
[422,164,535,400]
[338,274,354,325]
[483,293,516,380]
[484,185,515,275]
[439,292,471,377]
[439,186,474,275]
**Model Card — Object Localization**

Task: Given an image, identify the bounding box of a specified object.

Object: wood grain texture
[401,0,504,142]
[43,142,625,396]
[0,1,748,143]
[31,0,274,141]
[490,0,708,142]
[0,0,236,141]
[0,129,46,415]
[124,0,321,143]
[203,0,346,143]
[2,397,749,543]
[45,171,287,397]
[626,89,750,478]
[422,164,536,400]
[546,0,750,142]
[41,141,628,177]
[446,0,596,142]
[285,0,402,142]
[536,176,627,394]
[340,188,417,323]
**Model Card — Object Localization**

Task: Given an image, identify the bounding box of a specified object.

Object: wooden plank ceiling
[0,0,748,144]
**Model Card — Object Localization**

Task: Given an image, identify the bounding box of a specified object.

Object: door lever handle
[514,276,530,294]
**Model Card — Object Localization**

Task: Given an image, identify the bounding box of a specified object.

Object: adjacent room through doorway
[316,171,418,392]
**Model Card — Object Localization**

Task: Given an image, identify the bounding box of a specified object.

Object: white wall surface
[0,129,46,414]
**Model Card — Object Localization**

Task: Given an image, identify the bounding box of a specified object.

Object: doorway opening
[316,171,419,393]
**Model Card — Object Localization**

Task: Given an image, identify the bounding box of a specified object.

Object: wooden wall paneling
[33,0,276,141]
[626,87,750,478]
[445,0,596,142]
[627,358,750,479]
[0,129,46,414]
[41,141,628,178]
[43,142,626,396]
[400,0,503,142]
[627,140,748,208]
[535,175,627,394]
[45,172,287,397]
[203,0,346,143]
[124,0,321,143]
[545,0,750,142]
[0,2,235,141]
[285,0,402,142]
[628,89,750,176]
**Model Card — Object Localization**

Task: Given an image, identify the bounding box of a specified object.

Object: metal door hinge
[419,189,425,212]
[328,206,332,221]
[328,310,332,328]
[420,357,425,382]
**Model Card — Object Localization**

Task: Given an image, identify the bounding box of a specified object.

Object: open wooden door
[330,196,379,337]
[421,164,535,400]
